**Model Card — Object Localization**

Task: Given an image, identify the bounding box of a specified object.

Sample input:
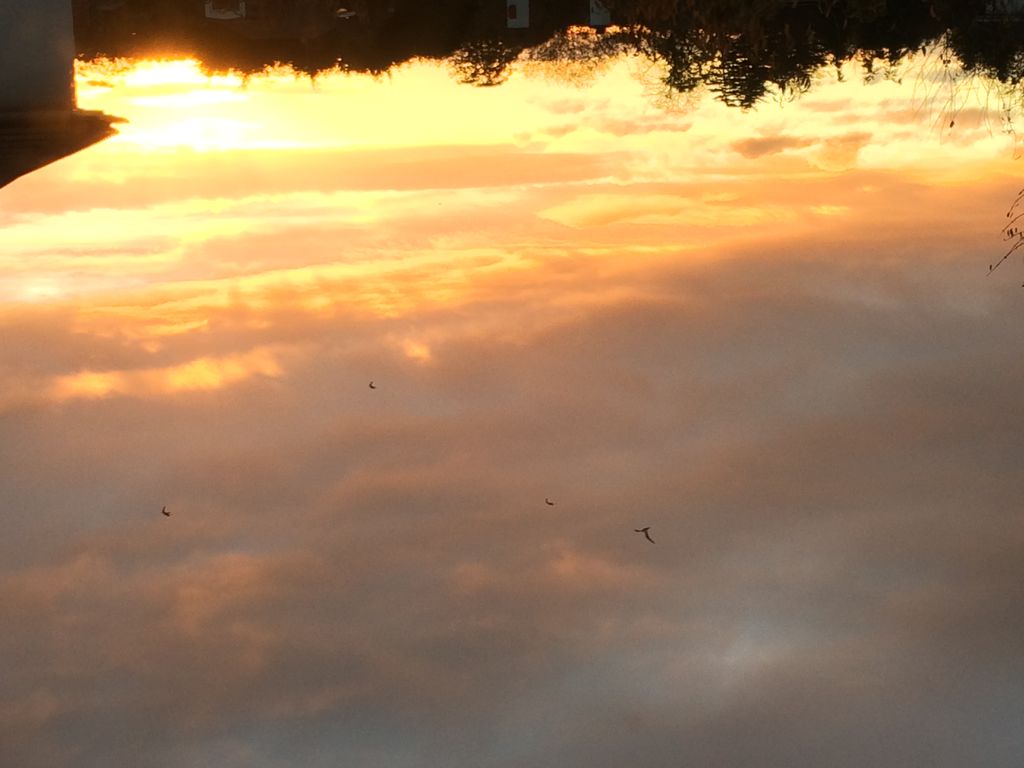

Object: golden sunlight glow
[161,349,282,391]
[811,205,850,216]
[538,193,790,229]
[75,57,564,152]
[132,90,247,109]
[135,116,257,151]
[0,50,1013,410]
[49,348,284,401]
[400,339,433,363]
[51,370,126,400]
[16,279,67,302]
[123,58,244,88]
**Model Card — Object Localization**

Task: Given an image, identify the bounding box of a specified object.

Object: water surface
[2,48,1023,768]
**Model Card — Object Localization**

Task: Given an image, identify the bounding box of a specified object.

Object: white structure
[506,0,529,28]
[0,0,118,189]
[0,0,77,111]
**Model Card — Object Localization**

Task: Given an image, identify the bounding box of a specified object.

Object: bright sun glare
[75,59,310,151]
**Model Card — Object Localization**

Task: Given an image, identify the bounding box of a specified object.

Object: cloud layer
[1,55,1022,768]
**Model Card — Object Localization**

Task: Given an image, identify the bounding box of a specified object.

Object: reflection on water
[0,0,118,188]
[69,0,1024,106]
[3,20,1024,768]
[5,52,1019,299]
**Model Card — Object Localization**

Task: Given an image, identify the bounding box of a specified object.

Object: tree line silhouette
[73,0,1024,108]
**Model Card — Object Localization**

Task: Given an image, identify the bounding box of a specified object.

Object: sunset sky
[2,51,1023,767]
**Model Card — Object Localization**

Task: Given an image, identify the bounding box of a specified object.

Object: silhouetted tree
[66,0,1024,115]
[521,27,629,86]
[449,39,522,85]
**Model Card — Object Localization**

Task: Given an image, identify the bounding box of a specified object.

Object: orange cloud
[731,135,815,158]
[49,347,284,401]
[810,130,874,171]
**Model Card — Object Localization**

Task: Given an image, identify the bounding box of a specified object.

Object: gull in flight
[369,381,376,389]
[545,498,555,506]
[161,506,170,517]
[634,526,654,543]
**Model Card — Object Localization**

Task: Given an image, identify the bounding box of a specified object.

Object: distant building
[0,0,118,189]
[205,1,247,20]
[980,0,1024,16]
[1,0,76,111]
[204,0,361,39]
[497,0,611,36]
[506,0,529,29]
[588,0,611,27]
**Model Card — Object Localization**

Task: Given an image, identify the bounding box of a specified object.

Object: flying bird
[369,381,376,389]
[545,498,555,506]
[161,506,170,517]
[634,526,655,543]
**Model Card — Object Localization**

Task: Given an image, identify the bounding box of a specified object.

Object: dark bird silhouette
[368,381,376,389]
[634,526,654,543]
[545,498,555,506]
[161,505,170,517]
